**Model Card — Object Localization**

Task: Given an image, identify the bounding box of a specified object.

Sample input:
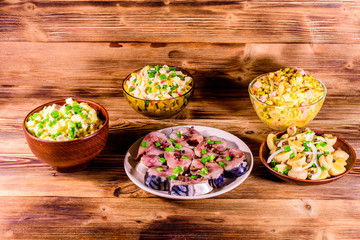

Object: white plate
[124,125,254,200]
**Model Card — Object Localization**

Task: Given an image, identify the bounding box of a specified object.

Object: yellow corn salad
[250,68,325,107]
[123,65,193,100]
[25,98,103,141]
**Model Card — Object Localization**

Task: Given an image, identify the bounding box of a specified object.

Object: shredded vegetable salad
[267,126,349,180]
[124,65,193,100]
[25,98,104,141]
[250,67,325,107]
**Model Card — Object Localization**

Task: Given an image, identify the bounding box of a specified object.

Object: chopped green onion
[147,87,152,93]
[76,122,81,129]
[129,88,135,92]
[69,121,76,128]
[133,78,137,83]
[173,166,182,174]
[175,144,182,149]
[48,122,53,127]
[155,142,161,147]
[203,166,208,174]
[283,146,291,152]
[38,123,43,129]
[51,110,59,118]
[306,131,314,134]
[156,167,163,172]
[148,81,153,85]
[170,72,177,78]
[312,163,316,167]
[159,74,167,80]
[290,153,295,159]
[201,149,207,154]
[141,141,148,148]
[55,132,61,137]
[165,147,174,152]
[73,105,82,114]
[65,110,71,115]
[303,140,310,144]
[156,84,161,89]
[324,151,330,155]
[155,65,160,72]
[271,160,278,167]
[218,161,226,168]
[162,84,168,90]
[317,154,324,160]
[321,166,326,171]
[176,132,182,138]
[169,138,175,143]
[158,157,166,163]
[169,67,176,71]
[320,142,327,147]
[273,166,278,171]
[201,156,210,164]
[190,175,197,180]
[316,143,321,149]
[144,99,150,106]
[210,154,215,160]
[199,171,206,176]
[170,84,179,91]
[304,145,310,152]
[274,138,282,141]
[178,75,185,80]
[148,72,155,79]
[52,120,57,125]
[226,156,231,161]
[214,141,222,144]
[169,175,177,180]
[207,139,214,144]
[36,132,42,137]
[73,101,79,106]
[283,168,289,175]
[181,156,189,159]
[65,105,72,111]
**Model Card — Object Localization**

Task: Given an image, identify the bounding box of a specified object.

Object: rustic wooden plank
[1,42,360,93]
[0,152,359,200]
[1,197,360,239]
[0,1,359,43]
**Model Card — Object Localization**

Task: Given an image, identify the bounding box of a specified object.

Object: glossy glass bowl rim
[122,66,195,102]
[248,72,327,109]
[23,99,109,143]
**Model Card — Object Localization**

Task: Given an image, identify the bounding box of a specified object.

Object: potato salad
[123,65,193,100]
[267,126,349,180]
[25,98,103,141]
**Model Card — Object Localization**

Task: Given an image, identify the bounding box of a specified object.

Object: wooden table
[1,1,360,239]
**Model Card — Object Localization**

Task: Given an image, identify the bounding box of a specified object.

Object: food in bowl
[266,126,349,180]
[25,98,104,141]
[136,126,249,196]
[249,67,326,130]
[122,65,194,118]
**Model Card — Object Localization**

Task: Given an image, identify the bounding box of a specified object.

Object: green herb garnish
[170,72,177,78]
[141,141,148,148]
[226,156,231,161]
[169,175,177,180]
[156,167,163,172]
[36,132,42,137]
[173,166,182,174]
[321,166,326,171]
[158,157,166,163]
[129,88,135,92]
[207,139,214,144]
[176,132,182,138]
[201,149,207,154]
[283,146,291,152]
[181,156,189,159]
[165,147,174,152]
[190,175,197,180]
[290,153,295,159]
[155,142,161,147]
[175,144,182,149]
[169,138,175,143]
[51,110,59,119]
[201,156,210,164]
[159,74,167,80]
[283,168,289,175]
[214,141,222,144]
[218,161,225,168]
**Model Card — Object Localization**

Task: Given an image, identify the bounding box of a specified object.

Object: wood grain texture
[1,0,360,238]
[1,42,360,93]
[1,0,360,43]
[1,197,360,240]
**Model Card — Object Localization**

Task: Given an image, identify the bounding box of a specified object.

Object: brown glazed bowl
[259,130,357,185]
[23,99,109,173]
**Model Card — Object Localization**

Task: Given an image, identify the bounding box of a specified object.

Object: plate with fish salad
[25,98,104,141]
[123,65,193,100]
[124,126,253,199]
[266,126,351,180]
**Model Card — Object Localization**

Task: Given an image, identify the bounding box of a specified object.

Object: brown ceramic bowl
[259,130,357,185]
[23,99,109,173]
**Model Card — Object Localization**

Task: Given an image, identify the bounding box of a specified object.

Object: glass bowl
[122,66,195,119]
[248,73,327,131]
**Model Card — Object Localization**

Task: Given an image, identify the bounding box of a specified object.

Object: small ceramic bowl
[23,99,109,173]
[259,130,357,184]
[122,66,194,119]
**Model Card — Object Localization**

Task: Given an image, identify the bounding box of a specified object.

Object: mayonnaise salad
[250,67,325,107]
[123,65,193,100]
[25,98,103,141]
[267,126,349,180]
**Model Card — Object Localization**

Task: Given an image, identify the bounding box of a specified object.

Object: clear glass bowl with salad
[122,65,195,119]
[248,68,327,130]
